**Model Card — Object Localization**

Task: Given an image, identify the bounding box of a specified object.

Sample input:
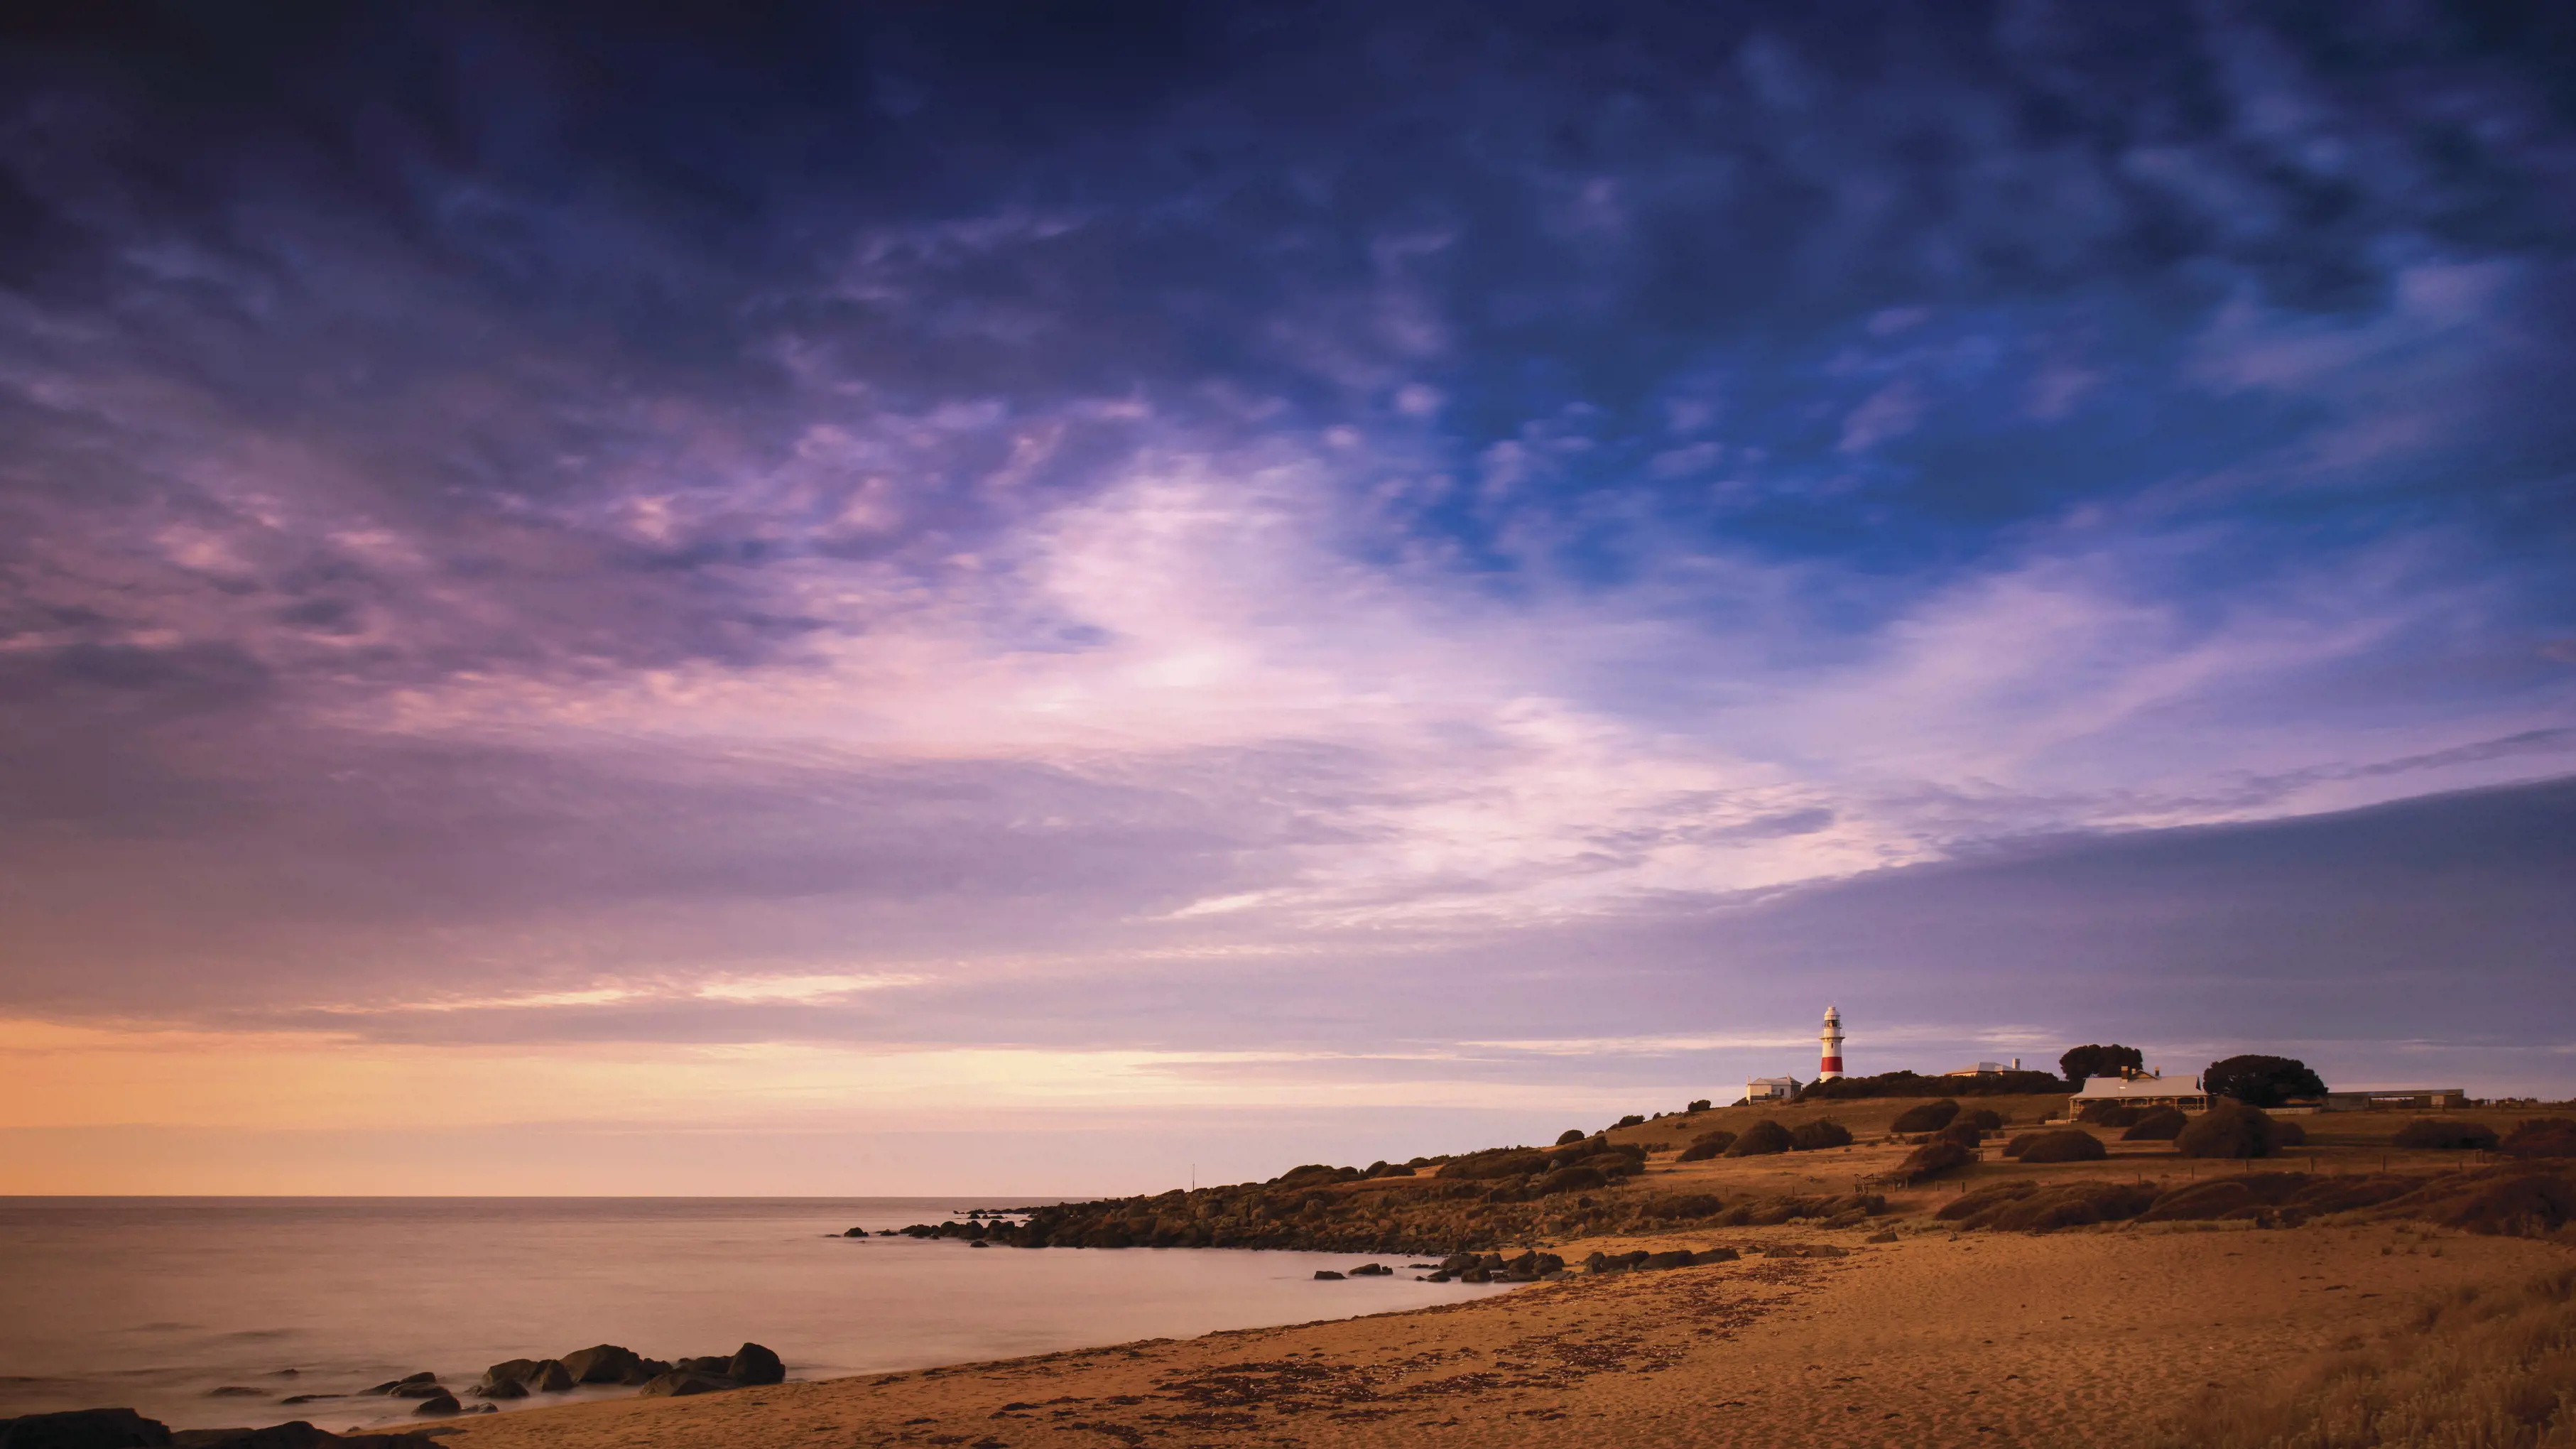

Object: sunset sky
[4,3,2572,1195]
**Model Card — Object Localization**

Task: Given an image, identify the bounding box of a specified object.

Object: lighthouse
[1819,1005,1845,1080]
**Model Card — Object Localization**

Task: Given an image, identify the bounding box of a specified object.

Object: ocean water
[0,1198,1509,1432]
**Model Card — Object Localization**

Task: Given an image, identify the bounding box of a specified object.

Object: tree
[2203,1054,2327,1108]
[2058,1043,2144,1087]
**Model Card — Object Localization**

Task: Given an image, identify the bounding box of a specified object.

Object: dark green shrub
[1726,1120,1794,1156]
[1798,1070,2068,1100]
[1552,1140,1642,1172]
[2205,1054,2328,1108]
[1555,1129,1587,1146]
[2016,1129,2107,1163]
[1614,1114,1646,1129]
[2443,1173,2576,1235]
[1678,1131,1737,1162]
[1899,1140,1973,1183]
[2121,1107,2189,1141]
[2077,1102,2144,1127]
[1941,1179,2155,1231]
[1937,1181,2034,1220]
[1889,1100,1962,1134]
[1790,1119,1853,1151]
[2140,1172,2323,1223]
[2273,1119,2306,1147]
[2175,1102,2282,1159]
[1533,1166,1606,1196]
[1441,1147,1552,1180]
[1937,1120,1984,1149]
[1273,1164,1349,1188]
[2001,1132,2041,1158]
[2392,1119,2498,1151]
[1959,1107,2004,1132]
[2502,1119,2576,1158]
[1687,1099,1712,1113]
[1543,1136,1604,1169]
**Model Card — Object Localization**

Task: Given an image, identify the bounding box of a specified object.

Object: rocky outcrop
[629,1342,779,1396]
[558,1346,668,1386]
[727,1344,784,1387]
[1580,1246,1738,1273]
[469,1357,572,1399]
[169,1423,360,1448]
[0,1409,173,1448]
[0,1417,442,1449]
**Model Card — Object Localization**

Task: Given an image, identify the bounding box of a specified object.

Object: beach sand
[440,1217,2565,1449]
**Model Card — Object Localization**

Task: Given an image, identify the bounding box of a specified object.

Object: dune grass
[2154,1265,2576,1448]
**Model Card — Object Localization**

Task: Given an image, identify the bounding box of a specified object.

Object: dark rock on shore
[1313,1269,1344,1280]
[729,1344,784,1387]
[527,1360,572,1393]
[0,1409,173,1448]
[203,1391,262,1400]
[1582,1246,1733,1272]
[559,1345,666,1386]
[171,1423,353,1448]
[184,1426,442,1449]
[381,1385,445,1402]
[472,1357,572,1399]
[0,1412,445,1449]
[409,1394,459,1418]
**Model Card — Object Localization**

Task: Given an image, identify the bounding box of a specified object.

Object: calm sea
[0,1198,1506,1432]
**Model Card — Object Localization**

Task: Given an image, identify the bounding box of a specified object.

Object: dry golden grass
[2153,1265,2576,1448]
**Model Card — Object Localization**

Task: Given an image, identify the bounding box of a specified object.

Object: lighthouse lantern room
[1818,1005,1845,1080]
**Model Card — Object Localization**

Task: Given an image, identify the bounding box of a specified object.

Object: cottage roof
[2070,1073,2200,1100]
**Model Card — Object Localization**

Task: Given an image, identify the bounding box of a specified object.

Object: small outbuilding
[1745,1075,1800,1102]
[2320,1087,2467,1112]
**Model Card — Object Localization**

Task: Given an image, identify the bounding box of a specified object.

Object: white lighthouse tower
[1818,1005,1845,1080]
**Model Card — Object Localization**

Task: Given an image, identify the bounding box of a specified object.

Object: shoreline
[435,1217,2570,1449]
[19,1104,2575,1447]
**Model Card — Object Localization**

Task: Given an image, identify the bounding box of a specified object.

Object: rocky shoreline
[0,1345,786,1449]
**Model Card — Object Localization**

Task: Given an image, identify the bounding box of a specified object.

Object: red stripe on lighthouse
[1820,1055,1842,1073]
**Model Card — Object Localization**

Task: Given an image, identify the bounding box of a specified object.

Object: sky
[2,1,2572,1195]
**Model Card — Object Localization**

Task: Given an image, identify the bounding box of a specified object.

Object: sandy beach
[438,1211,2567,1448]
